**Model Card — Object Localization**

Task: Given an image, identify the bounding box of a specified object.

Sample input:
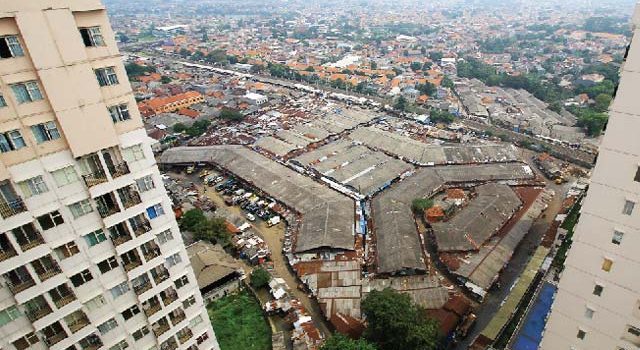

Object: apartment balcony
[130,215,152,237]
[14,225,45,251]
[151,266,170,285]
[82,169,108,188]
[123,258,142,272]
[33,256,62,282]
[161,289,178,306]
[66,311,90,333]
[118,186,142,209]
[153,321,171,337]
[0,197,27,219]
[142,245,161,262]
[177,328,194,344]
[78,333,102,350]
[44,332,67,347]
[134,281,152,296]
[111,233,132,246]
[96,193,120,218]
[169,310,186,326]
[108,162,130,179]
[0,247,17,261]
[5,267,36,294]
[0,234,17,261]
[160,338,179,350]
[143,299,162,317]
[52,293,76,308]
[109,222,133,247]
[25,298,53,322]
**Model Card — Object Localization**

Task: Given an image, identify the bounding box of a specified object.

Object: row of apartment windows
[0,25,104,61]
[0,121,61,153]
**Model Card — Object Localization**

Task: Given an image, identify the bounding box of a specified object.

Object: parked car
[246,213,256,221]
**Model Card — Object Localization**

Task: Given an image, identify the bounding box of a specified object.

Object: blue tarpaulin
[512,282,557,350]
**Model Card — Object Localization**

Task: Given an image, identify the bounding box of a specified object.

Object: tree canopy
[411,198,434,214]
[125,63,156,79]
[320,334,377,350]
[362,288,439,350]
[219,108,245,121]
[250,268,271,289]
[180,209,231,247]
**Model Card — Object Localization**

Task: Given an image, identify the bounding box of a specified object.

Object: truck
[267,216,281,227]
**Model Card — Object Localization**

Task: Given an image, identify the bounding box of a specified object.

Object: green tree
[411,198,434,214]
[320,334,377,350]
[594,93,612,112]
[429,51,443,62]
[125,63,156,78]
[178,48,191,58]
[173,122,187,133]
[185,119,211,137]
[370,61,377,70]
[219,109,244,121]
[441,76,454,89]
[180,209,207,232]
[362,288,439,350]
[394,95,408,111]
[429,109,455,124]
[250,268,271,289]
[410,62,422,72]
[161,75,172,84]
[305,66,316,72]
[416,82,437,96]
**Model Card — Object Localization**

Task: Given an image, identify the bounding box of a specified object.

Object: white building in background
[0,1,219,350]
[541,6,640,350]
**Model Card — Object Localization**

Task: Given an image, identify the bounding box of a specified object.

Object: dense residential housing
[541,7,640,350]
[138,91,205,117]
[0,1,218,350]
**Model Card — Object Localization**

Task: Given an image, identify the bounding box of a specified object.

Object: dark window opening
[79,29,92,47]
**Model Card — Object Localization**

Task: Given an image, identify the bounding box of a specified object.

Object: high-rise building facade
[541,7,640,350]
[0,1,219,350]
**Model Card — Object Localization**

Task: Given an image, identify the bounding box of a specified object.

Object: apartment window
[157,229,174,244]
[84,229,107,247]
[577,329,586,340]
[166,252,182,268]
[37,210,64,230]
[84,294,107,311]
[121,304,140,320]
[593,284,604,296]
[31,121,61,143]
[132,326,150,341]
[602,258,613,272]
[623,200,635,216]
[109,340,129,350]
[0,94,6,107]
[70,269,93,287]
[612,230,624,245]
[136,175,155,192]
[51,166,79,187]
[54,241,79,260]
[123,144,145,162]
[68,199,93,219]
[0,129,26,152]
[109,104,131,123]
[0,305,21,326]
[80,27,105,47]
[174,275,189,289]
[147,203,165,219]
[585,307,594,319]
[95,67,119,86]
[189,315,203,328]
[110,281,130,299]
[629,326,640,337]
[13,332,39,350]
[18,175,49,198]
[0,35,24,58]
[97,318,118,335]
[183,295,196,309]
[196,332,209,345]
[98,256,119,274]
[11,81,43,104]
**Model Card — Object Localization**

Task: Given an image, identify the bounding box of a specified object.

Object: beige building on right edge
[540,6,640,350]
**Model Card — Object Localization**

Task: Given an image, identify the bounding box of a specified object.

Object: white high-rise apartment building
[541,6,640,350]
[0,1,219,350]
